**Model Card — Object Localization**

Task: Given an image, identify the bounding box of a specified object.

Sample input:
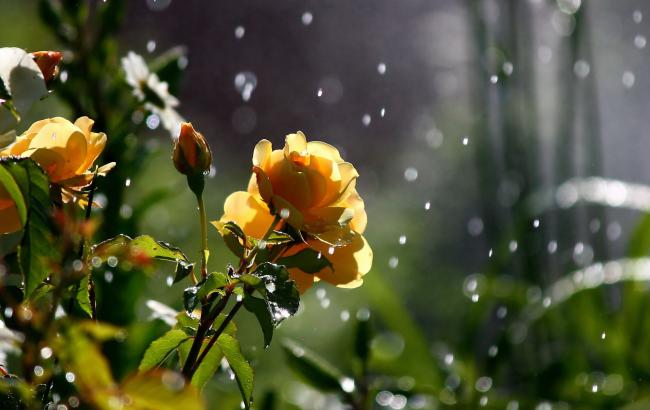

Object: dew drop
[65,372,76,383]
[34,365,44,377]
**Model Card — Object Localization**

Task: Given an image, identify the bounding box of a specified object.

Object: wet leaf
[276,248,333,274]
[217,334,254,409]
[243,295,274,347]
[281,339,346,392]
[1,158,58,298]
[177,338,223,389]
[252,263,300,322]
[195,271,229,301]
[76,275,92,318]
[139,329,190,372]
[91,234,193,282]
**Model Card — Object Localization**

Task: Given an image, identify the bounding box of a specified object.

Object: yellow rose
[249,131,367,243]
[219,132,372,293]
[0,182,21,234]
[0,116,112,190]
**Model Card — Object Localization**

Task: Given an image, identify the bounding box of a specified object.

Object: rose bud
[173,122,212,176]
[31,51,63,83]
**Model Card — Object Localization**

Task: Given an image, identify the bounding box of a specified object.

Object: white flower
[121,51,184,137]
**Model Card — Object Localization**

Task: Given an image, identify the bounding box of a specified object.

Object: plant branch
[197,193,209,280]
[189,299,244,377]
[181,292,231,378]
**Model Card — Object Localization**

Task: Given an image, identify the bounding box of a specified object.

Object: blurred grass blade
[281,339,346,392]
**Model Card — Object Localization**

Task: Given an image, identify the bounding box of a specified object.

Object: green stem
[189,299,244,377]
[197,194,209,280]
[181,292,231,378]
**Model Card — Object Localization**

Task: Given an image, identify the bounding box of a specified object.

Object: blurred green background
[5,0,650,408]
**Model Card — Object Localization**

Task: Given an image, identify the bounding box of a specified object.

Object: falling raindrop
[398,235,407,245]
[502,61,514,76]
[234,71,257,101]
[362,114,372,126]
[301,11,313,25]
[462,136,469,145]
[40,347,53,359]
[146,0,172,11]
[533,219,540,228]
[316,88,323,97]
[146,114,160,129]
[467,217,484,236]
[601,331,606,340]
[404,167,418,182]
[377,62,387,75]
[490,75,498,84]
[635,34,647,49]
[380,107,386,117]
[633,10,643,24]
[622,71,635,88]
[509,240,518,252]
[574,60,590,78]
[65,372,76,383]
[234,26,245,39]
[340,310,350,321]
[107,256,119,268]
[547,240,558,254]
[389,256,399,268]
[424,201,431,210]
[146,40,156,53]
[166,276,173,287]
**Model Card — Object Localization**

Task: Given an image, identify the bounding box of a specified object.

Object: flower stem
[189,299,244,377]
[197,193,209,280]
[181,292,231,378]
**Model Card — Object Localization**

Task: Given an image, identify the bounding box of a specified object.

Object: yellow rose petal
[309,235,372,288]
[221,191,276,239]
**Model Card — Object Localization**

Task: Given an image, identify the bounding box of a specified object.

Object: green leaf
[217,334,254,409]
[212,221,246,258]
[276,248,333,274]
[120,371,205,410]
[239,273,263,288]
[0,164,26,226]
[183,286,199,313]
[195,272,229,302]
[281,339,346,392]
[243,295,274,348]
[76,275,93,318]
[354,316,372,364]
[629,212,650,257]
[252,263,300,322]
[91,234,193,282]
[177,338,223,389]
[250,230,294,247]
[175,312,200,334]
[139,329,190,372]
[1,158,58,298]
